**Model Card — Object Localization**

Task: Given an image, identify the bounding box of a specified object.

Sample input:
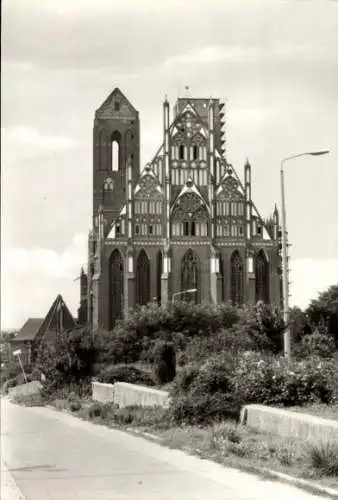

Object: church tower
[88,88,140,331]
[84,89,282,332]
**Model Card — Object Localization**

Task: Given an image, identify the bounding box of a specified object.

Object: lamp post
[172,288,198,304]
[280,150,329,359]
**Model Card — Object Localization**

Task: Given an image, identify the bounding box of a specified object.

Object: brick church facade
[79,88,282,332]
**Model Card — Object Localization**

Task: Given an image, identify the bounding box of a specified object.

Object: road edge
[1,461,26,500]
[123,428,338,500]
[42,403,338,500]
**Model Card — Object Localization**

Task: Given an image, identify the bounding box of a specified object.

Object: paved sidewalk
[1,398,330,500]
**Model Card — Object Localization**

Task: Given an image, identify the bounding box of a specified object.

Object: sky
[1,0,338,329]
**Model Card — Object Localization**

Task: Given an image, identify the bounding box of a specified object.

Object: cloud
[290,258,338,310]
[3,0,337,72]
[1,234,87,329]
[1,127,79,170]
[2,126,77,154]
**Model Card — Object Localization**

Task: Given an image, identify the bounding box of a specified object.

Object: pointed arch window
[181,249,199,303]
[109,249,124,329]
[231,251,244,305]
[179,144,185,160]
[136,250,150,306]
[255,250,269,303]
[111,131,121,172]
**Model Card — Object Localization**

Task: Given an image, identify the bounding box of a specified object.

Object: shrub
[40,378,92,402]
[88,401,105,418]
[211,421,242,446]
[0,362,24,385]
[97,364,155,386]
[177,329,253,366]
[170,364,200,396]
[153,341,176,385]
[35,327,97,397]
[87,401,117,419]
[235,302,285,354]
[97,302,240,365]
[124,405,172,429]
[308,441,338,476]
[296,331,336,359]
[69,400,82,412]
[232,352,337,407]
[170,391,240,425]
[170,355,241,424]
[67,391,79,402]
[114,407,134,425]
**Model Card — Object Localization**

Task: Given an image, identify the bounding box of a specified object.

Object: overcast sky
[1,0,338,329]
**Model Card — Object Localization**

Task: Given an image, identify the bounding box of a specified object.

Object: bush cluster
[153,341,176,385]
[86,401,172,429]
[35,327,97,399]
[232,352,337,407]
[97,302,242,365]
[170,351,338,425]
[170,355,241,424]
[96,364,155,387]
[295,331,336,360]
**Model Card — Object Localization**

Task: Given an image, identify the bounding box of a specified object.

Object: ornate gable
[172,192,208,221]
[172,108,208,140]
[217,172,244,200]
[134,165,163,199]
[171,179,209,217]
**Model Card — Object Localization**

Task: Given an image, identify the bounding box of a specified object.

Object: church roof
[12,295,76,343]
[12,318,44,342]
[95,88,138,119]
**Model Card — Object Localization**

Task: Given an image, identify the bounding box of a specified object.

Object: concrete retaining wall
[8,380,42,399]
[240,404,338,443]
[92,381,170,408]
[92,382,116,404]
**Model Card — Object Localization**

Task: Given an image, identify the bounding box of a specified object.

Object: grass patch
[308,441,338,476]
[148,421,338,490]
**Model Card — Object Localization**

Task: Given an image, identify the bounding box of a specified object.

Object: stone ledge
[8,381,42,399]
[240,404,338,444]
[92,381,170,408]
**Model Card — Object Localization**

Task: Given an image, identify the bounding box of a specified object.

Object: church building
[79,88,282,332]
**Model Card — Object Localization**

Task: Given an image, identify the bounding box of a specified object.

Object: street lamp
[280,150,329,359]
[172,288,198,304]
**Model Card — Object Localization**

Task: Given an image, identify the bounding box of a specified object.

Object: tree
[289,306,311,344]
[153,340,176,385]
[306,284,338,346]
[35,327,97,392]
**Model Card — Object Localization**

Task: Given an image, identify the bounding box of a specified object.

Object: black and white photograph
[1,1,338,499]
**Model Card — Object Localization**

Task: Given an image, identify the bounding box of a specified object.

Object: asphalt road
[0,398,328,500]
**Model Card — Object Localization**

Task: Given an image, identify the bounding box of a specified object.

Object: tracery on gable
[216,172,245,238]
[132,166,163,237]
[174,110,203,139]
[137,172,159,198]
[171,190,209,237]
